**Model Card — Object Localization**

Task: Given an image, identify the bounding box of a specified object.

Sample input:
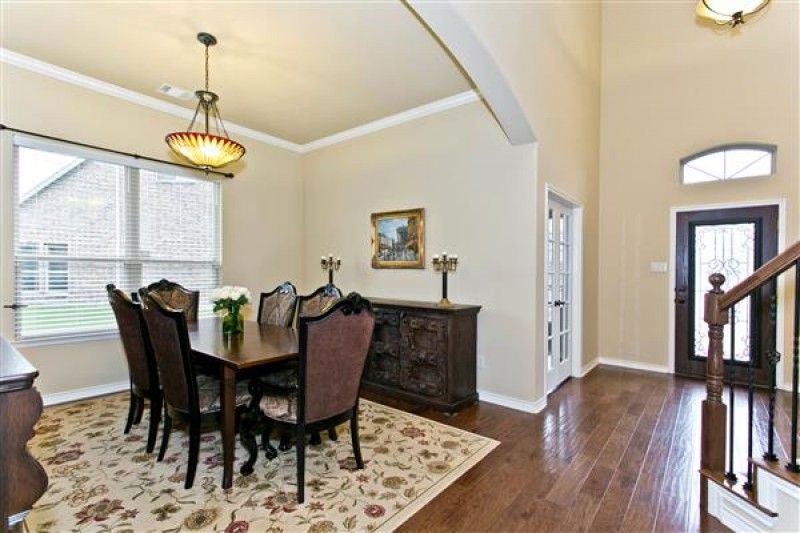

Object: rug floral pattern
[26,393,498,532]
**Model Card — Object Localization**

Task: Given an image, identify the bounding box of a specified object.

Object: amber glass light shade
[165,131,245,169]
[696,0,770,26]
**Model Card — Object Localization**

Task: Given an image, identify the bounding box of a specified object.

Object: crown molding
[1,48,481,155]
[0,48,301,153]
[298,90,480,153]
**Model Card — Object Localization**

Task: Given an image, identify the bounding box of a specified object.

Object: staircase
[700,241,800,531]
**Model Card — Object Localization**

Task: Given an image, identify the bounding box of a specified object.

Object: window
[44,243,68,293]
[680,143,776,184]
[13,139,221,341]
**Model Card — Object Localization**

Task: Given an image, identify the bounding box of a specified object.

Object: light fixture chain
[205,42,210,92]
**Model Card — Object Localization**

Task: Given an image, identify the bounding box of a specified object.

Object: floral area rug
[25,393,498,532]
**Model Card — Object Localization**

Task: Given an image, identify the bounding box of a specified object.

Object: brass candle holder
[320,253,341,285]
[432,252,458,306]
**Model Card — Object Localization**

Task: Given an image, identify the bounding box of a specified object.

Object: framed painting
[371,208,425,269]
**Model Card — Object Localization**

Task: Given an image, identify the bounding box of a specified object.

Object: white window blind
[12,138,221,342]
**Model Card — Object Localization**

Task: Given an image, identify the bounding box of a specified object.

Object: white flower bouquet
[211,286,251,335]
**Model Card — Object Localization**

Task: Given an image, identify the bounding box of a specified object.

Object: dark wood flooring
[363,365,797,533]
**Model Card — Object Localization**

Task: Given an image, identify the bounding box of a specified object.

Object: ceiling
[0,1,472,144]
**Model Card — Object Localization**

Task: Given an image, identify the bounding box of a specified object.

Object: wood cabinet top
[0,336,38,392]
[366,297,481,314]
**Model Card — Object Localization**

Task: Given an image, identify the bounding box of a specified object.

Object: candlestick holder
[320,254,341,285]
[432,252,458,306]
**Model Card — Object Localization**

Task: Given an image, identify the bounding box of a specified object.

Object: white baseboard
[597,356,671,374]
[576,358,599,378]
[478,389,547,414]
[42,380,129,406]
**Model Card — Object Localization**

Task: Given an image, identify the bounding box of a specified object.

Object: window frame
[10,134,223,344]
[679,143,777,185]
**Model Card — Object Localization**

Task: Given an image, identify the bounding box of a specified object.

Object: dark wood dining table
[188,317,298,489]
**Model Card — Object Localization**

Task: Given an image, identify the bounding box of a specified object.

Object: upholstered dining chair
[257,281,298,327]
[296,283,343,320]
[143,279,200,322]
[273,283,343,449]
[239,293,375,503]
[139,291,250,489]
[106,284,161,453]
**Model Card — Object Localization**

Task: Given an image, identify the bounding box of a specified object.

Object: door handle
[3,303,27,309]
[553,300,565,307]
[674,288,687,304]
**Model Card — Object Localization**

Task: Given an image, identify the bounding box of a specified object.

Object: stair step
[750,456,800,488]
[700,468,779,517]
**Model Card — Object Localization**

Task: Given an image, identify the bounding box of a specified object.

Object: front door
[674,205,778,385]
[546,196,574,392]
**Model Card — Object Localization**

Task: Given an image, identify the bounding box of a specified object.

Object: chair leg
[158,411,172,462]
[296,425,306,504]
[310,432,322,445]
[279,432,292,451]
[328,427,338,442]
[146,393,162,453]
[262,419,278,460]
[350,410,364,470]
[185,416,200,489]
[133,396,145,424]
[239,411,258,476]
[124,390,137,434]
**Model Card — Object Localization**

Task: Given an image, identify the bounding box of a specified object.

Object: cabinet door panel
[400,314,448,397]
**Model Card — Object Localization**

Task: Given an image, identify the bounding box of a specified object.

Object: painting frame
[371,208,425,269]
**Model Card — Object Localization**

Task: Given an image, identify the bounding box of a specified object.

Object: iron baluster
[764,292,780,462]
[743,349,755,491]
[725,305,737,482]
[787,262,800,473]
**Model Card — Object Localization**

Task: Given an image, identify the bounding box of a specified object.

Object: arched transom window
[680,143,776,184]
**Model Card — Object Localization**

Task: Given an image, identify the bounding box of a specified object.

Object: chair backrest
[139,291,197,413]
[297,284,343,320]
[257,281,298,327]
[298,293,375,423]
[106,284,158,394]
[143,279,200,322]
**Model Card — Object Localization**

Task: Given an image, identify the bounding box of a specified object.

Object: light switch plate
[650,261,668,273]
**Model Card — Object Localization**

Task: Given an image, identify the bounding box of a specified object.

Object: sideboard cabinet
[363,298,481,412]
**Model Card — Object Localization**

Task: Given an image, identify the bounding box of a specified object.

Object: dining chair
[239,293,375,503]
[139,291,250,489]
[106,284,161,453]
[296,283,343,320]
[257,281,298,327]
[274,283,343,449]
[143,278,200,322]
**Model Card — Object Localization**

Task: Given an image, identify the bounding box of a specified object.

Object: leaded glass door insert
[675,206,777,385]
[693,223,754,362]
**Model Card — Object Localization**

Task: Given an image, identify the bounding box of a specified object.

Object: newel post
[701,273,728,508]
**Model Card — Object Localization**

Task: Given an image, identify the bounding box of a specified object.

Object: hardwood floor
[363,365,796,533]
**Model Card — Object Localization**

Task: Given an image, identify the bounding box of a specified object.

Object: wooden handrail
[719,240,800,311]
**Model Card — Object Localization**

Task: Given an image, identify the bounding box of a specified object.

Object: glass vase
[222,306,244,336]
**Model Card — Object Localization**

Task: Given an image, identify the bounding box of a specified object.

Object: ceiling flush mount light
[166,32,245,169]
[696,0,771,27]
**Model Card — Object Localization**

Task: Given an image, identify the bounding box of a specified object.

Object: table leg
[220,365,235,489]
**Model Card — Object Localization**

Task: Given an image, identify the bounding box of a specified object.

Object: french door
[674,205,778,386]
[546,197,574,392]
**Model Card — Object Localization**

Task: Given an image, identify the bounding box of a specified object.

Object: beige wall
[441,2,602,396]
[301,102,538,401]
[598,2,799,385]
[0,64,303,396]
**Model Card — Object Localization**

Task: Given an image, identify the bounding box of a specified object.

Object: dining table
[188,317,299,489]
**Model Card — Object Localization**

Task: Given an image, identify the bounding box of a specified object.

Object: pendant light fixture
[166,32,245,169]
[696,0,771,27]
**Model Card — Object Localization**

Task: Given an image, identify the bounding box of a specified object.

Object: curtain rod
[0,124,235,179]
